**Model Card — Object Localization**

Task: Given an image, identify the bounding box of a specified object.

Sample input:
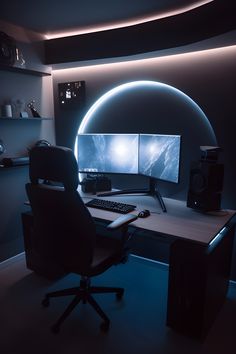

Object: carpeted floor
[0,253,236,354]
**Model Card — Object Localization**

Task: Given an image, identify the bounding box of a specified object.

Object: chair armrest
[107,214,138,230]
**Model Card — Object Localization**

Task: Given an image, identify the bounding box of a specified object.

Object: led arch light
[75,80,215,161]
[78,80,211,134]
[75,79,217,192]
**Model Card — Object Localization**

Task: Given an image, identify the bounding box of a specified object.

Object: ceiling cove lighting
[52,45,236,75]
[45,1,213,39]
[77,80,210,134]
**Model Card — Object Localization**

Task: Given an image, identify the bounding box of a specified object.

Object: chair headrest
[29,145,79,190]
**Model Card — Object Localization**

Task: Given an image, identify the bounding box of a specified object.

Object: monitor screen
[77,133,139,174]
[139,134,181,183]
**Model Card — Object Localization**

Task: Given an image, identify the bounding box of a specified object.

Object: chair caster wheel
[42,297,50,307]
[51,324,60,334]
[100,321,110,332]
[116,289,124,300]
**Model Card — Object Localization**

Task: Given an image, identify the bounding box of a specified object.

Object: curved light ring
[78,80,214,134]
[75,80,216,173]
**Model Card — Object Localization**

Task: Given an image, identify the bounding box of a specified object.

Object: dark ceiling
[1,0,235,66]
[0,0,212,36]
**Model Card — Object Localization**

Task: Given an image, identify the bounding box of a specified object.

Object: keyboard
[85,198,136,214]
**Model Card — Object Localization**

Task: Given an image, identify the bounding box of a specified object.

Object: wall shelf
[0,164,28,169]
[0,161,29,171]
[0,64,51,77]
[0,117,53,120]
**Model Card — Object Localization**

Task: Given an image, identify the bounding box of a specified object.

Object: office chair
[26,145,132,333]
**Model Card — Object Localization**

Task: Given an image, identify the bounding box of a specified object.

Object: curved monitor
[77,133,139,174]
[77,133,181,183]
[139,134,181,183]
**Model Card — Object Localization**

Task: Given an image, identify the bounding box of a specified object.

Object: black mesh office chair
[26,145,132,333]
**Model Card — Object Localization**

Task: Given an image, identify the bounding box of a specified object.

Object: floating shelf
[0,64,51,77]
[0,117,53,120]
[0,164,28,169]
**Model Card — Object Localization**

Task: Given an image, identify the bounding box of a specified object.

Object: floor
[0,253,236,354]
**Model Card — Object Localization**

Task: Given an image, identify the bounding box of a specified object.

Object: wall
[1,18,236,279]
[0,22,54,262]
[52,44,236,279]
[53,45,236,206]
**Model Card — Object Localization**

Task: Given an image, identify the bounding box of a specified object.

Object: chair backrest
[26,145,96,273]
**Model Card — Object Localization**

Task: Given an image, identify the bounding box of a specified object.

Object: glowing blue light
[75,80,214,161]
[109,136,131,166]
[209,227,227,247]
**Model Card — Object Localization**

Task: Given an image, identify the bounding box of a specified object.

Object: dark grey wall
[0,71,54,262]
[0,22,54,262]
[53,46,236,207]
[52,46,236,279]
[1,19,236,281]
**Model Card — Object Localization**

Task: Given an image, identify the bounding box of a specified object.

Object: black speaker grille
[187,160,224,211]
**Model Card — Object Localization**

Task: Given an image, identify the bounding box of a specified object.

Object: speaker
[0,31,16,66]
[187,160,224,211]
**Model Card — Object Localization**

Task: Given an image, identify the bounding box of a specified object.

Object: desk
[82,193,236,338]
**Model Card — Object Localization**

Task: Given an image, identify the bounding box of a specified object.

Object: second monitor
[139,134,181,184]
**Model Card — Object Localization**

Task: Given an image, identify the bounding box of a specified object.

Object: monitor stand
[97,178,167,212]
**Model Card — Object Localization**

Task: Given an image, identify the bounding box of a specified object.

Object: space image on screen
[139,134,181,183]
[77,133,139,174]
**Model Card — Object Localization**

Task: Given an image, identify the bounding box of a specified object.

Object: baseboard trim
[1,252,236,288]
[130,254,169,270]
[0,252,25,270]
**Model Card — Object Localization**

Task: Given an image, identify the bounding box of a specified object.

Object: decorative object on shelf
[0,139,6,155]
[20,111,28,118]
[11,98,26,117]
[27,100,41,118]
[0,31,16,66]
[15,46,26,68]
[1,104,12,117]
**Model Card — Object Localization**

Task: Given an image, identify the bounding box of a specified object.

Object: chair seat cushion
[77,235,124,277]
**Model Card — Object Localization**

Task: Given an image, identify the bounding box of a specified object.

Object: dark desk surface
[81,192,236,245]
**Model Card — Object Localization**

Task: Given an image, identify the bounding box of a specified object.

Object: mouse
[138,209,150,218]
